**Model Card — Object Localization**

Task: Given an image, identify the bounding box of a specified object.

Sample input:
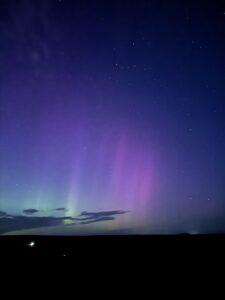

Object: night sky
[1,0,225,235]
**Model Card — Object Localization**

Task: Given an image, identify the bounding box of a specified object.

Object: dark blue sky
[0,0,225,234]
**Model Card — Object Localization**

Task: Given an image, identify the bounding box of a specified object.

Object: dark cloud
[0,211,7,217]
[23,209,39,215]
[0,209,129,234]
[80,217,115,225]
[76,210,129,225]
[72,216,100,221]
[54,208,68,212]
[79,210,128,218]
[0,214,77,234]
[0,211,13,219]
[22,208,68,215]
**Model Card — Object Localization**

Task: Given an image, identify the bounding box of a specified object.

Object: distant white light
[27,241,35,247]
[189,231,199,235]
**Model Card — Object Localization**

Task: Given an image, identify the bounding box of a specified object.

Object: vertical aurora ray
[0,76,157,230]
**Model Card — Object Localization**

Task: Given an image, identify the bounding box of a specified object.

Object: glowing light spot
[27,241,35,247]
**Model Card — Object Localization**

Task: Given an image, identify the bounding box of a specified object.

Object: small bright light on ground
[27,241,35,247]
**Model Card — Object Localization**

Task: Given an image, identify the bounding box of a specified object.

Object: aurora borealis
[1,0,225,235]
